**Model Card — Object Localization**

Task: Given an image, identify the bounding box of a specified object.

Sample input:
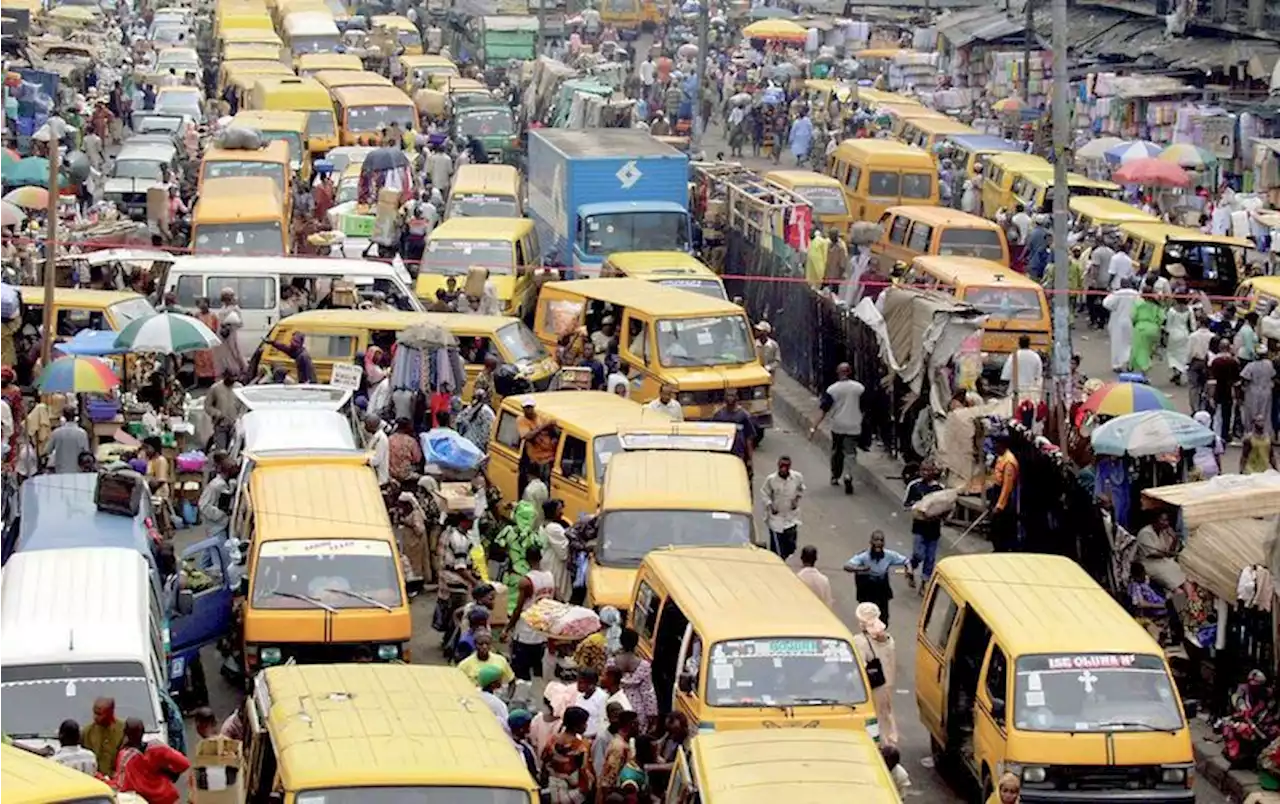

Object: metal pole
[1022,0,1033,103]
[692,0,708,155]
[537,0,546,56]
[39,144,60,368]
[1049,0,1071,413]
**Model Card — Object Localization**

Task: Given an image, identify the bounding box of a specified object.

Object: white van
[164,256,425,355]
[229,385,363,460]
[0,547,171,751]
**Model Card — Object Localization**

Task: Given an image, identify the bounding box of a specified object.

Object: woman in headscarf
[1129,278,1165,374]
[493,500,545,614]
[1240,355,1276,438]
[573,607,621,677]
[609,627,659,733]
[214,288,247,379]
[1190,410,1224,480]
[364,345,388,386]
[987,771,1020,803]
[1102,278,1140,372]
[852,602,898,745]
[1164,295,1192,384]
[192,297,219,387]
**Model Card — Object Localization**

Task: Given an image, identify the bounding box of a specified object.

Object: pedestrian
[540,499,572,600]
[804,227,829,289]
[788,110,813,165]
[52,720,98,774]
[1000,335,1043,398]
[987,433,1020,552]
[1103,279,1141,372]
[83,697,126,775]
[853,602,898,745]
[387,417,423,483]
[192,298,219,387]
[509,709,539,780]
[610,628,658,733]
[989,772,1021,804]
[476,664,510,729]
[542,706,594,804]
[494,500,544,615]
[824,229,848,292]
[903,461,945,591]
[1187,316,1214,411]
[809,362,864,494]
[114,718,190,804]
[1240,415,1277,474]
[214,288,247,379]
[598,710,639,801]
[1129,282,1165,374]
[1164,297,1192,385]
[881,744,911,796]
[364,413,390,486]
[265,331,317,383]
[505,544,554,683]
[456,388,496,452]
[516,396,557,494]
[761,455,804,561]
[1240,354,1276,436]
[842,531,908,625]
[711,388,757,485]
[1209,337,1242,443]
[645,383,684,420]
[204,368,242,451]
[795,545,833,609]
[1085,236,1114,328]
[198,455,236,534]
[457,630,516,688]
[49,407,89,473]
[573,668,610,740]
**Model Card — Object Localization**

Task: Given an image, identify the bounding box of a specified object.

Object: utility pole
[692,0,708,156]
[1050,0,1071,433]
[1022,0,1033,102]
[536,0,546,57]
[39,143,60,368]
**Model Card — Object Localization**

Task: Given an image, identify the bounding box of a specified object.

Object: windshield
[109,298,159,327]
[1014,654,1184,733]
[795,184,849,216]
[706,638,869,708]
[156,93,201,118]
[251,539,403,609]
[346,104,416,133]
[593,434,620,482]
[656,315,753,368]
[260,131,304,167]
[194,222,284,256]
[582,212,688,256]
[305,110,338,137]
[2,661,159,738]
[395,30,419,47]
[939,228,1006,261]
[656,278,727,299]
[456,109,514,137]
[290,34,340,55]
[337,178,359,205]
[412,66,457,83]
[424,239,513,276]
[112,159,164,181]
[297,788,530,804]
[963,286,1044,321]
[495,322,547,362]
[448,194,520,218]
[202,161,286,195]
[136,116,182,133]
[598,510,752,567]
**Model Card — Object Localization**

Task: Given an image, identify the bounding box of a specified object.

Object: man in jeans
[902,462,944,592]
[809,362,864,494]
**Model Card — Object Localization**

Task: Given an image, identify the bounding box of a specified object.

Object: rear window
[938,228,1006,262]
[901,173,934,199]
[794,184,848,216]
[964,286,1044,321]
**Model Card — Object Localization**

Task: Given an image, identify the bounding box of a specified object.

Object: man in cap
[516,396,556,494]
[475,663,510,729]
[590,316,617,358]
[754,321,780,375]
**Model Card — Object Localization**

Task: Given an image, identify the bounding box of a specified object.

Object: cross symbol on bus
[1078,670,1098,693]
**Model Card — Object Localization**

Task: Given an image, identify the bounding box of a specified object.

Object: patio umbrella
[114,312,220,354]
[1112,157,1191,188]
[1075,136,1124,161]
[1076,381,1174,425]
[0,149,18,173]
[1158,142,1217,170]
[1,200,25,227]
[361,147,411,172]
[742,19,808,42]
[35,356,120,394]
[1104,141,1162,165]
[992,96,1026,114]
[55,330,131,358]
[3,157,57,188]
[1091,410,1215,457]
[2,186,50,210]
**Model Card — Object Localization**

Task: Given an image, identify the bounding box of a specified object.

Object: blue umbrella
[1091,410,1215,457]
[54,329,131,357]
[1104,141,1161,166]
[2,156,67,188]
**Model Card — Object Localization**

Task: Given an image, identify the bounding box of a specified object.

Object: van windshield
[794,184,849,216]
[705,638,869,708]
[448,194,520,219]
[597,510,752,567]
[938,228,1005,262]
[2,661,159,738]
[424,239,514,276]
[194,222,284,256]
[251,539,403,610]
[1013,654,1183,733]
[656,315,754,367]
[290,34,340,55]
[305,110,338,137]
[456,108,514,138]
[581,211,689,256]
[109,298,160,327]
[203,161,286,195]
[495,322,547,362]
[963,286,1043,322]
[259,131,304,168]
[346,104,415,133]
[297,788,529,804]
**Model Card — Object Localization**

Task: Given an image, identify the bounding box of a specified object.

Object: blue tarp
[420,427,484,471]
[54,329,130,357]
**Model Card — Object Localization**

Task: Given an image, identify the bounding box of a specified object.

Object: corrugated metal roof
[935,6,1028,49]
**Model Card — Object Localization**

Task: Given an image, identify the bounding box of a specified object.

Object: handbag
[862,636,887,689]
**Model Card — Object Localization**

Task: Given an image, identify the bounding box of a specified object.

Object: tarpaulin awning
[1142,472,1280,529]
[1178,517,1274,602]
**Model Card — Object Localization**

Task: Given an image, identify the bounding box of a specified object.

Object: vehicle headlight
[750,385,768,400]
[1160,766,1188,785]
[377,644,400,660]
[864,718,880,741]
[1017,765,1047,784]
[678,392,696,405]
[260,647,283,665]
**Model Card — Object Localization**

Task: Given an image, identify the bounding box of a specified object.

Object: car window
[907,223,933,253]
[559,435,587,480]
[888,215,909,245]
[494,410,521,449]
[175,275,203,306]
[206,276,275,310]
[923,584,959,652]
[632,580,660,644]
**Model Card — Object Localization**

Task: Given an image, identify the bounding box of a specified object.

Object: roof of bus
[202,139,291,163]
[296,52,362,70]
[219,27,283,44]
[400,54,457,67]
[833,138,933,163]
[252,75,332,105]
[314,69,393,88]
[17,286,146,307]
[223,60,294,77]
[884,205,1001,229]
[945,134,1020,152]
[1241,276,1280,295]
[986,152,1052,170]
[689,730,900,804]
[370,12,415,29]
[451,163,520,191]
[855,88,920,106]
[765,169,843,189]
[330,85,413,105]
[605,251,715,274]
[933,554,1164,656]
[231,109,308,131]
[1067,196,1156,219]
[223,43,286,59]
[274,308,521,335]
[259,664,538,793]
[1,744,117,804]
[905,117,977,135]
[911,256,1040,288]
[544,278,745,316]
[195,177,285,220]
[641,547,857,643]
[1118,221,1255,249]
[282,10,338,33]
[249,456,391,542]
[1015,168,1120,191]
[497,391,664,434]
[886,105,949,120]
[602,451,751,512]
[428,216,534,240]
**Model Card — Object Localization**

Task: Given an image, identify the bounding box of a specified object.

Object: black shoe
[830,477,840,486]
[843,478,853,495]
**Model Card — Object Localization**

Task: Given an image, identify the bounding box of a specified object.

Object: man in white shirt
[1108,247,1135,290]
[1187,316,1215,411]
[476,665,511,733]
[761,455,805,560]
[810,362,864,494]
[364,413,390,485]
[573,667,609,738]
[52,720,98,775]
[795,545,834,608]
[1000,335,1044,396]
[639,57,657,92]
[645,383,684,420]
[1010,203,1031,246]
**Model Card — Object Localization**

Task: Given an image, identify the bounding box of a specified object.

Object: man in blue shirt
[844,530,909,625]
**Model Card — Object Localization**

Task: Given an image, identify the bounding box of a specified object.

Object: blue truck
[527,128,691,274]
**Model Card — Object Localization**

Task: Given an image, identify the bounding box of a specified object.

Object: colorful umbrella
[1077,381,1174,423]
[3,157,55,188]
[35,356,120,394]
[1091,410,1215,457]
[113,312,220,354]
[1104,141,1162,165]
[1158,142,1217,170]
[742,19,808,42]
[1074,136,1125,162]
[1,200,25,227]
[1112,157,1191,188]
[2,186,50,210]
[992,96,1026,114]
[0,149,18,173]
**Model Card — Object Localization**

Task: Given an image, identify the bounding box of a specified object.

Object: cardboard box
[190,736,243,804]
[432,481,476,513]
[465,265,487,298]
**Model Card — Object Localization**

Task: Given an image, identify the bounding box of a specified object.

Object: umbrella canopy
[1158,142,1217,170]
[0,149,19,173]
[114,312,220,354]
[1075,136,1125,161]
[55,329,132,358]
[1091,410,1215,457]
[992,96,1026,114]
[35,356,120,394]
[742,19,808,42]
[361,147,411,173]
[2,186,50,210]
[4,157,56,188]
[1077,381,1174,423]
[1,200,25,227]
[1105,141,1162,165]
[399,321,457,350]
[1112,157,1191,188]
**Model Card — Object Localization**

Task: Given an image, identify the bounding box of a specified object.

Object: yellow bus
[296,51,362,77]
[191,176,289,256]
[249,75,338,153]
[229,109,310,180]
[330,85,416,145]
[314,69,394,92]
[1,744,119,804]
[899,116,979,152]
[599,251,727,300]
[827,139,939,223]
[371,13,423,54]
[980,152,1053,219]
[766,169,855,236]
[417,217,541,317]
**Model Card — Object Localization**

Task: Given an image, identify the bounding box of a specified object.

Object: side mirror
[991,697,1006,722]
[177,588,194,616]
[677,673,695,694]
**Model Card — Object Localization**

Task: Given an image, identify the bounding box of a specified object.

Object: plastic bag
[214,125,263,150]
[420,427,484,471]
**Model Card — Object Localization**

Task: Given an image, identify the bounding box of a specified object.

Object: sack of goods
[520,598,601,641]
[913,487,958,519]
[214,126,264,150]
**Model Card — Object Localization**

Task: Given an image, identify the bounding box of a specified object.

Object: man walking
[810,362,864,494]
[49,408,89,474]
[843,531,909,626]
[795,545,833,609]
[903,462,945,591]
[761,455,804,561]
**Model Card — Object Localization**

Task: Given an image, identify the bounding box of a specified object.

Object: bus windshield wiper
[321,587,392,612]
[267,590,336,612]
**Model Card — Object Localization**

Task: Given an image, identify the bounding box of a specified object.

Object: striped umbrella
[2,186,49,210]
[113,312,220,354]
[1091,410,1215,457]
[1158,142,1217,170]
[35,356,120,393]
[1,200,25,227]
[1075,136,1125,162]
[1076,381,1174,426]
[1105,141,1162,165]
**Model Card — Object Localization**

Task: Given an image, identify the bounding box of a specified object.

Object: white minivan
[164,256,425,356]
[1,547,172,752]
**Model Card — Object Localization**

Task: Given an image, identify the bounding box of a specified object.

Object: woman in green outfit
[1130,280,1165,374]
[491,500,544,614]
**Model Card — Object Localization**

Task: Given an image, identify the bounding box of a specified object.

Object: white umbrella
[1090,410,1215,457]
[1075,136,1124,162]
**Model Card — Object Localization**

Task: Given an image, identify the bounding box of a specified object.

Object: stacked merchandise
[1072,73,1195,140]
[985,50,1051,108]
[888,51,939,92]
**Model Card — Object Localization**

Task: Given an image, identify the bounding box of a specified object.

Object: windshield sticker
[66,680,77,697]
[695,331,713,346]
[1046,654,1137,670]
[1078,671,1099,693]
[1025,691,1045,707]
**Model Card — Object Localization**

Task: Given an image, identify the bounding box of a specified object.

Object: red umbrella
[1112,157,1190,188]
